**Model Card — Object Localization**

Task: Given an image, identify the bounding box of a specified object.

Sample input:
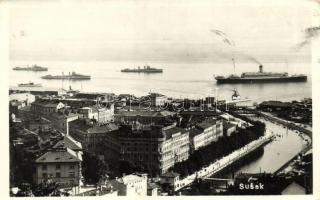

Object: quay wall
[173,132,274,191]
[257,112,312,139]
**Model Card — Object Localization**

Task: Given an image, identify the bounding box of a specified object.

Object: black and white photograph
[2,0,319,197]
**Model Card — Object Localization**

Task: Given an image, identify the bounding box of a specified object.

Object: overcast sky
[8,0,318,62]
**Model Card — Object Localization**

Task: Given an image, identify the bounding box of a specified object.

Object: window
[42,164,47,170]
[42,173,47,178]
[69,165,75,169]
[69,172,75,178]
[56,164,61,170]
[56,172,61,178]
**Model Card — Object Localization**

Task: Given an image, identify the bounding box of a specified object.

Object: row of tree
[171,116,265,177]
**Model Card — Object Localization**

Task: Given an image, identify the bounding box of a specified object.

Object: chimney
[259,65,263,73]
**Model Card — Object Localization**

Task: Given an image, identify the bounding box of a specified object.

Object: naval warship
[121,65,163,73]
[13,64,48,72]
[41,72,91,80]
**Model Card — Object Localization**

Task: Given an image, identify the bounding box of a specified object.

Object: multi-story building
[223,121,237,136]
[160,171,180,191]
[35,135,83,192]
[189,118,223,151]
[115,110,174,125]
[148,93,168,107]
[45,113,79,135]
[35,147,82,189]
[119,124,189,175]
[31,100,65,114]
[79,104,114,123]
[69,120,120,167]
[109,174,147,196]
[74,92,115,102]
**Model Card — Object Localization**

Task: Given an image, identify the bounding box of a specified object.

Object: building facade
[35,147,82,188]
[189,118,223,151]
[69,120,120,168]
[110,174,147,196]
[119,124,190,175]
[31,101,65,114]
[79,105,114,123]
[115,110,174,125]
[148,93,168,107]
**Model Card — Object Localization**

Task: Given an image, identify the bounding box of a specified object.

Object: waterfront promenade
[257,112,312,138]
[173,131,275,191]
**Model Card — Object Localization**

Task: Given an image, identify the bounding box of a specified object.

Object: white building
[110,174,147,196]
[189,118,223,151]
[148,93,168,106]
[160,125,190,173]
[79,105,114,123]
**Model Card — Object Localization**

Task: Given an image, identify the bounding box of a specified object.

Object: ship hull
[13,68,47,72]
[42,76,91,80]
[215,76,307,84]
[121,70,163,73]
[18,84,42,87]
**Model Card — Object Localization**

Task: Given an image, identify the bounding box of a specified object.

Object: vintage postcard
[1,0,319,198]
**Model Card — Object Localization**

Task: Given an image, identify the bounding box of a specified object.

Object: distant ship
[41,72,91,80]
[13,64,48,72]
[121,66,163,73]
[18,82,42,87]
[215,60,307,84]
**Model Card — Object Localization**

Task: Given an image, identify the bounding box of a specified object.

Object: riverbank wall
[257,112,312,139]
[173,132,274,192]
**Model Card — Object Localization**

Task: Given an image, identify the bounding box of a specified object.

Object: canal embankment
[173,131,274,191]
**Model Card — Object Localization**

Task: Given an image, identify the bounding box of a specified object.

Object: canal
[179,115,311,195]
[231,116,310,175]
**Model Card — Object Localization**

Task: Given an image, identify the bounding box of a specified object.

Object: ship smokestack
[259,65,263,73]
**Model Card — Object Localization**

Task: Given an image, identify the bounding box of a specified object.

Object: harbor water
[9,61,311,103]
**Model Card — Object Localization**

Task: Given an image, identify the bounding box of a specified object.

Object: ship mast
[232,58,236,73]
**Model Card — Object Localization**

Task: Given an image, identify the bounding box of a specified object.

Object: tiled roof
[162,127,187,139]
[116,110,173,118]
[161,171,180,178]
[189,127,203,137]
[147,182,160,189]
[35,147,82,163]
[115,174,146,185]
[196,118,217,130]
[87,124,119,134]
[53,135,82,151]
[81,106,110,113]
[32,100,62,108]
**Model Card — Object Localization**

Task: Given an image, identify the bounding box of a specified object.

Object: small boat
[18,82,42,87]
